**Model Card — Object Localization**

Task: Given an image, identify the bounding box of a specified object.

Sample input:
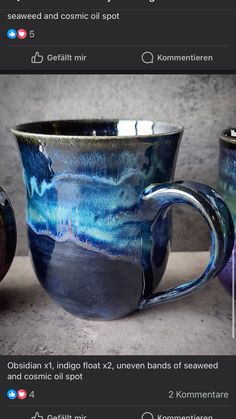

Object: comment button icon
[141,51,154,64]
[141,412,154,419]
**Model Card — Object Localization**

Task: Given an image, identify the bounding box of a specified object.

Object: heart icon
[17,389,27,400]
[17,29,27,39]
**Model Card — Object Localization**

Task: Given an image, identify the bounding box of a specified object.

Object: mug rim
[12,119,184,140]
[220,127,236,145]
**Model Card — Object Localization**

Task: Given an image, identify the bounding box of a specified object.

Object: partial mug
[218,128,236,295]
[0,187,17,282]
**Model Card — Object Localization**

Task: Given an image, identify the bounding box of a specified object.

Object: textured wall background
[0,74,236,255]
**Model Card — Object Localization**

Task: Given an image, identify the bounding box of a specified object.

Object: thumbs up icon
[31,413,43,419]
[31,52,44,64]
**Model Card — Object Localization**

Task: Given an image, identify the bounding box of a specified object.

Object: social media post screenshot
[0,2,235,419]
[0,74,235,418]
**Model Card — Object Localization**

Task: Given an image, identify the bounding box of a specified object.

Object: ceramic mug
[13,120,234,320]
[218,128,236,295]
[0,187,17,282]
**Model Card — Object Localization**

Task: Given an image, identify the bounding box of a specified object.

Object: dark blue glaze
[0,187,17,282]
[218,130,236,295]
[13,120,234,320]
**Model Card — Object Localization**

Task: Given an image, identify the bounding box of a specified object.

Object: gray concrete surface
[0,253,234,355]
[0,75,236,254]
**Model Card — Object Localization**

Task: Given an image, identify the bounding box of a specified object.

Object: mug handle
[139,180,234,310]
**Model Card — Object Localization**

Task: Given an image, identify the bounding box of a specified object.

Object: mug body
[14,120,183,320]
[218,129,236,294]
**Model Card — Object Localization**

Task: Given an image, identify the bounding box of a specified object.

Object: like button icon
[32,413,43,419]
[31,52,44,64]
[7,389,17,400]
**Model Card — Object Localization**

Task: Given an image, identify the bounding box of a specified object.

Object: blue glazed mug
[218,128,236,295]
[0,187,17,282]
[13,120,234,320]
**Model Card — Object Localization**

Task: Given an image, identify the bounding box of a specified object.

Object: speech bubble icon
[141,412,154,419]
[141,51,154,64]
